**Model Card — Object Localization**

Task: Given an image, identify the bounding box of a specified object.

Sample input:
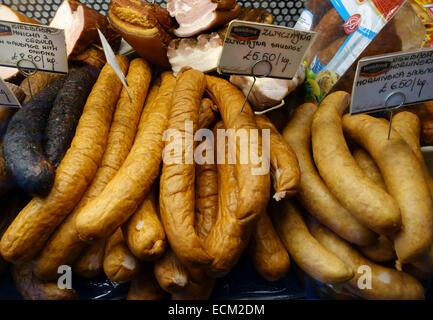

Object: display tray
[0,254,305,300]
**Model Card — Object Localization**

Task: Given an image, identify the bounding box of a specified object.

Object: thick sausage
[33,58,152,280]
[360,235,396,263]
[342,114,433,264]
[123,186,166,261]
[0,56,129,263]
[247,210,291,282]
[154,247,189,294]
[392,111,433,197]
[352,147,396,263]
[173,136,217,300]
[352,148,387,191]
[0,191,31,275]
[206,75,270,226]
[72,238,106,278]
[11,262,78,300]
[195,137,218,242]
[204,122,247,277]
[75,72,176,242]
[312,91,401,235]
[271,199,353,284]
[159,68,211,268]
[2,77,66,197]
[127,265,165,300]
[198,98,218,130]
[309,218,425,300]
[45,65,100,168]
[282,103,377,246]
[103,228,140,283]
[255,114,300,201]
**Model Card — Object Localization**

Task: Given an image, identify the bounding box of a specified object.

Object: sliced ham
[230,64,306,111]
[0,5,41,83]
[49,0,107,57]
[167,0,242,37]
[167,33,223,76]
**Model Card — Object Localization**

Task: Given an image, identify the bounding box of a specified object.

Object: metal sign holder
[240,58,286,115]
[16,58,38,100]
[383,91,406,140]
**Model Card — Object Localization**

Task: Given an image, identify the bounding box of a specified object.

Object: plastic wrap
[298,0,418,95]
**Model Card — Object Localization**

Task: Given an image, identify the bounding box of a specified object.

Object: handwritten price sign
[218,20,316,79]
[351,48,433,114]
[0,20,67,74]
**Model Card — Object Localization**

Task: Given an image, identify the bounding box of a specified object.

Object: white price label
[351,48,433,114]
[218,20,316,79]
[0,20,68,74]
[0,79,21,108]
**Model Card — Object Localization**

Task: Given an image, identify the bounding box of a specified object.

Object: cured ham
[167,0,242,37]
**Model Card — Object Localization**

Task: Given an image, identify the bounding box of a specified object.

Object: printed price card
[0,78,21,108]
[218,20,316,79]
[351,48,433,114]
[0,20,68,74]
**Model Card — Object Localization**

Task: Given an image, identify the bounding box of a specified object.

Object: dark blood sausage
[45,65,100,168]
[2,77,66,197]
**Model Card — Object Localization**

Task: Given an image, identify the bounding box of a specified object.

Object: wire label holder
[350,48,433,139]
[217,20,316,114]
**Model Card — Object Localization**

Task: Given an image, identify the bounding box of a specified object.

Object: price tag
[217,20,316,79]
[0,79,21,108]
[351,48,433,114]
[97,28,131,101]
[0,20,67,74]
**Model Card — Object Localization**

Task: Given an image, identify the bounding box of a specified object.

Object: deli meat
[230,64,306,110]
[49,0,106,57]
[0,5,41,83]
[167,0,242,37]
[167,33,223,76]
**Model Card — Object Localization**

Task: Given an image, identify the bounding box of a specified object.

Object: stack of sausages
[0,54,432,300]
[281,91,433,300]
[0,56,302,300]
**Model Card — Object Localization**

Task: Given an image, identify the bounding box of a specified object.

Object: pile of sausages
[281,92,433,300]
[0,54,432,300]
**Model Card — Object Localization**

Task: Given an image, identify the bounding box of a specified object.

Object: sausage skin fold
[159,68,212,268]
[342,114,433,264]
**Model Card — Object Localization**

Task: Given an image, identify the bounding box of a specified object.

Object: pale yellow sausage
[282,103,377,246]
[392,111,433,197]
[343,114,433,264]
[312,91,401,235]
[271,199,353,284]
[309,219,425,300]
